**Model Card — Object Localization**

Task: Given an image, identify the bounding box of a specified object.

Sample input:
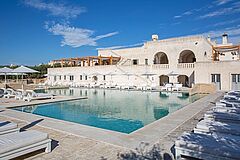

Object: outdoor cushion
[0,121,17,132]
[175,132,240,159]
[0,130,48,154]
[205,111,240,121]
[195,119,240,136]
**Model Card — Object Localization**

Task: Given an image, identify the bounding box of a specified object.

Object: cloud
[202,25,240,38]
[212,19,240,27]
[97,43,143,50]
[214,0,233,5]
[174,0,237,19]
[199,1,240,19]
[45,23,118,47]
[24,0,86,19]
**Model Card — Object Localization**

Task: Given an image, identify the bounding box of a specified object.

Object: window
[54,76,56,81]
[80,75,82,80]
[211,74,220,83]
[132,59,138,65]
[59,76,61,80]
[64,75,66,80]
[145,59,148,65]
[232,74,240,82]
[85,75,88,80]
[70,75,74,81]
[103,75,106,81]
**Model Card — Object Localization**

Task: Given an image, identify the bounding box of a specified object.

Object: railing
[177,63,195,69]
[152,64,169,69]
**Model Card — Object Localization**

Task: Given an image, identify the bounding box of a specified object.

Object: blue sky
[0,0,240,65]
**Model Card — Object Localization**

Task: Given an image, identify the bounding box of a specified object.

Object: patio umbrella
[167,71,179,83]
[12,65,39,90]
[0,67,13,86]
[123,73,135,81]
[0,72,27,83]
[141,72,157,79]
[106,72,119,81]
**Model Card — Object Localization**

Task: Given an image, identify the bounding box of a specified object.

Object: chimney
[207,35,211,42]
[152,34,158,41]
[222,33,228,45]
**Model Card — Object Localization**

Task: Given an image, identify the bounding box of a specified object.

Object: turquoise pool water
[14,88,198,133]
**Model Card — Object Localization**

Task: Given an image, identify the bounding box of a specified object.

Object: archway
[179,50,196,63]
[154,52,169,64]
[177,75,189,87]
[159,75,169,86]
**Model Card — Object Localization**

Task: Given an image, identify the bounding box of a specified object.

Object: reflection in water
[15,88,202,133]
[154,108,169,120]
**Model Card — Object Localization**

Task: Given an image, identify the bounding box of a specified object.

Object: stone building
[48,33,240,91]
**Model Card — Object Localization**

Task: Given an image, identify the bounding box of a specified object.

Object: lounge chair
[172,83,182,91]
[218,100,240,108]
[136,84,147,90]
[194,119,240,136]
[0,121,19,135]
[0,88,6,98]
[175,132,240,160]
[204,111,240,123]
[212,106,240,114]
[3,88,16,99]
[23,90,54,102]
[161,83,172,91]
[222,95,240,103]
[0,130,51,159]
[227,90,240,98]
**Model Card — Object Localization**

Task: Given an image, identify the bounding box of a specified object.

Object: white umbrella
[0,67,13,85]
[12,65,39,90]
[167,71,179,76]
[167,71,180,83]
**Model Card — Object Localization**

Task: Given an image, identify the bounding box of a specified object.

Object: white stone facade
[48,34,240,91]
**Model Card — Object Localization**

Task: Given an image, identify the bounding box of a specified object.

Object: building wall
[47,35,240,91]
[98,36,212,67]
[195,61,240,91]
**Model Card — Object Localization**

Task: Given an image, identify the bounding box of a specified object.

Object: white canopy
[13,65,39,73]
[167,71,180,76]
[0,67,13,84]
[0,67,13,73]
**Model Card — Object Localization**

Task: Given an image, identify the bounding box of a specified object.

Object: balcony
[177,63,195,69]
[152,64,169,69]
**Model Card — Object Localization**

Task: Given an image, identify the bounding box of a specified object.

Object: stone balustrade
[152,64,170,69]
[177,63,195,69]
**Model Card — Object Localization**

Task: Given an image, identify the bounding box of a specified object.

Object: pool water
[14,88,197,133]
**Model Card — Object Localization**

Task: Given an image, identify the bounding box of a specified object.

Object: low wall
[190,83,216,95]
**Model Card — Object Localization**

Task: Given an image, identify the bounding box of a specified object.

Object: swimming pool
[14,88,199,133]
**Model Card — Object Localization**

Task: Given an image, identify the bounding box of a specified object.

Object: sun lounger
[3,88,16,99]
[23,90,54,102]
[0,121,19,135]
[172,83,182,91]
[0,88,6,98]
[175,132,240,160]
[0,130,51,159]
[212,106,240,114]
[204,111,240,123]
[222,95,240,103]
[194,119,240,136]
[219,100,240,108]
[161,83,172,91]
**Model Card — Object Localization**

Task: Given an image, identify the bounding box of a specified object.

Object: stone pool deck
[0,91,224,159]
[0,95,87,109]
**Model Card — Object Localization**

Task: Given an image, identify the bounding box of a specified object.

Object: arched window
[179,50,196,63]
[154,52,169,64]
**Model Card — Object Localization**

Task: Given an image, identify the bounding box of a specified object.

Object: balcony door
[211,74,221,90]
[231,74,240,90]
